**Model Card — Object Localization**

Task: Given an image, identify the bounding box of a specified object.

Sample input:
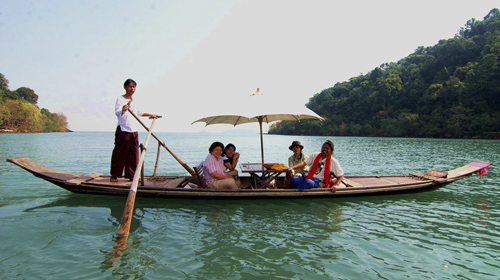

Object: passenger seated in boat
[221,143,240,177]
[288,141,309,177]
[287,140,344,193]
[203,142,242,190]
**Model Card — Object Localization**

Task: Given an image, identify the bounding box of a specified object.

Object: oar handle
[121,100,132,116]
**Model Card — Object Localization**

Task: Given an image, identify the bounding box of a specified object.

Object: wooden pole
[109,117,157,267]
[127,110,195,175]
[259,116,265,168]
[153,142,161,177]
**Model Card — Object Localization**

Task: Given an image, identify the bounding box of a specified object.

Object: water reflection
[99,198,347,277]
[170,200,346,278]
[24,194,350,276]
[475,199,490,227]
[25,195,138,228]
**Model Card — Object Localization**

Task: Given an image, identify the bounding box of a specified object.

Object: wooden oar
[127,109,195,175]
[109,117,157,267]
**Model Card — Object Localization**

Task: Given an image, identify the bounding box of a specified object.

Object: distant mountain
[269,8,500,139]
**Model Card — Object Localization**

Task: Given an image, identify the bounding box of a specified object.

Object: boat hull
[7,157,490,199]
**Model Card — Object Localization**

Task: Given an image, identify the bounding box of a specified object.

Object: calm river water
[1,132,499,279]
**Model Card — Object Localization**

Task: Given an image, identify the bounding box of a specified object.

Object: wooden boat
[7,157,490,199]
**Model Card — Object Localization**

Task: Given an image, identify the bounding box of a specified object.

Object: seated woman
[203,142,241,190]
[221,143,240,176]
[288,141,309,176]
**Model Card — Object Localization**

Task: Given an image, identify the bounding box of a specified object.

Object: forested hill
[269,8,500,139]
[0,73,69,132]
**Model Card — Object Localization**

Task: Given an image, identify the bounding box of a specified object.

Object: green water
[1,132,499,279]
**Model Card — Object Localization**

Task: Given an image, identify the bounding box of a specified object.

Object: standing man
[110,79,158,182]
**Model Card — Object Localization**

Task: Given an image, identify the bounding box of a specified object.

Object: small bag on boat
[425,170,448,178]
[263,163,288,170]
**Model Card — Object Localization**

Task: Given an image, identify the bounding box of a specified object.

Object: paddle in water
[109,117,157,267]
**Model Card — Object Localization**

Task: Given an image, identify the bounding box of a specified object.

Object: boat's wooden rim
[7,156,491,198]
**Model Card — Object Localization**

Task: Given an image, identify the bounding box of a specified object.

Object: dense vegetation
[0,73,68,132]
[270,8,500,138]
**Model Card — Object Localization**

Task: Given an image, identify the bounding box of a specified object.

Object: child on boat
[221,143,240,177]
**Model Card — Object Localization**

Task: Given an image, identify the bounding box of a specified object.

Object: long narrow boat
[7,157,490,199]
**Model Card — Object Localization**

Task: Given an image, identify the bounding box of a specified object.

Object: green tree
[0,75,6,100]
[15,87,38,104]
[5,100,42,131]
[0,102,11,127]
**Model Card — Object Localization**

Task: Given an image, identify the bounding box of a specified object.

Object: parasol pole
[109,117,157,267]
[258,116,265,168]
[127,109,195,175]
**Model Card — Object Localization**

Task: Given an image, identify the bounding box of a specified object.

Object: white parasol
[192,88,324,166]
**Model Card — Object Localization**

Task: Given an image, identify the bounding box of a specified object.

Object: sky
[1,0,498,132]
